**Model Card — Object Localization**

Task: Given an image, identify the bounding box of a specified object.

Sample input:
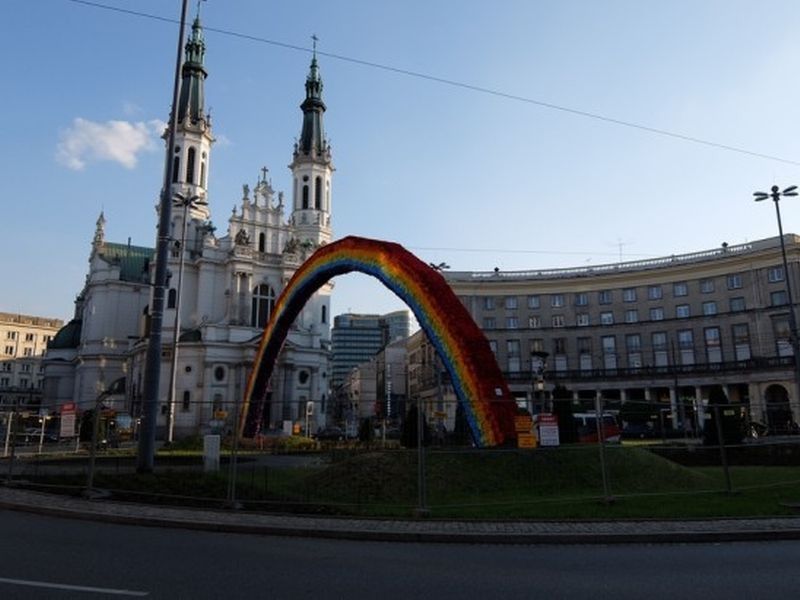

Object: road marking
[0,576,149,596]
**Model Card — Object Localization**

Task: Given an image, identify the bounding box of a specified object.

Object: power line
[65,0,800,167]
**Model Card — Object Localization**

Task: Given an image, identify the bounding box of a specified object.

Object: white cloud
[56,118,166,170]
[122,101,142,117]
[214,133,232,147]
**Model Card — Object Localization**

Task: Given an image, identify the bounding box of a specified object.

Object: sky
[3,0,800,323]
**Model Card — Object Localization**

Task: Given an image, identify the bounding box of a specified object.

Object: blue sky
[3,0,800,323]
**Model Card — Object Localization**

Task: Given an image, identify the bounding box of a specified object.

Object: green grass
[23,446,800,519]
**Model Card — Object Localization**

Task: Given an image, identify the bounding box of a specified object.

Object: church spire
[296,35,329,159]
[176,10,208,124]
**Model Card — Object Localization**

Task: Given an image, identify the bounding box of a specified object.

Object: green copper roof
[49,318,82,350]
[298,50,327,156]
[177,16,208,123]
[97,242,154,283]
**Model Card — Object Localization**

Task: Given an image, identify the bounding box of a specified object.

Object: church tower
[168,12,213,234]
[289,41,333,247]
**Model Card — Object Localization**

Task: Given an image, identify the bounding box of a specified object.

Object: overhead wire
[65,0,800,167]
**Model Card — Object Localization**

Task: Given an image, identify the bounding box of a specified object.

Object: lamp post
[754,184,800,422]
[166,192,206,443]
[531,350,549,414]
[137,0,190,473]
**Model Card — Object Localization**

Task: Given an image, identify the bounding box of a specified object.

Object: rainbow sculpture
[242,236,518,447]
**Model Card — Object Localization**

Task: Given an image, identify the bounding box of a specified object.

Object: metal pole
[713,405,733,494]
[166,200,190,443]
[594,394,612,502]
[38,415,46,455]
[137,0,189,473]
[86,395,103,497]
[416,401,428,516]
[226,391,242,509]
[3,411,11,458]
[773,198,800,421]
[5,408,16,483]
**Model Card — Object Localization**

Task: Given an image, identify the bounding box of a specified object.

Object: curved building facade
[444,236,800,432]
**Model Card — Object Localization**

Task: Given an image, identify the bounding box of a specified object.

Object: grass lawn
[22,445,800,519]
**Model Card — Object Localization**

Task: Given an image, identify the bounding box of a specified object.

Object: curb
[3,489,800,545]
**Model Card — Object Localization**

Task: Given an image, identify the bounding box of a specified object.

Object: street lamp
[165,192,207,443]
[754,184,800,422]
[531,350,549,413]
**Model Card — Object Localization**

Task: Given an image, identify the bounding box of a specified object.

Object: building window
[771,290,788,306]
[504,296,518,310]
[727,274,743,290]
[484,297,496,310]
[528,316,541,329]
[652,332,668,367]
[649,307,664,321]
[625,309,638,323]
[182,390,191,411]
[1,363,11,371]
[673,282,688,297]
[172,155,180,183]
[648,285,663,300]
[702,301,718,316]
[258,232,266,252]
[676,304,690,319]
[600,311,614,325]
[251,284,276,328]
[321,305,327,324]
[773,317,793,356]
[704,327,722,363]
[530,339,544,353]
[550,294,565,308]
[4,347,12,356]
[729,297,746,312]
[0,377,8,387]
[302,185,309,209]
[574,292,588,306]
[768,266,785,282]
[483,317,496,329]
[25,333,34,342]
[186,147,196,184]
[623,288,637,302]
[626,334,642,369]
[506,316,518,329]
[507,340,520,373]
[315,176,322,210]
[678,329,694,365]
[552,315,565,328]
[602,336,617,370]
[700,279,715,294]
[167,288,177,309]
[527,295,540,309]
[598,290,612,305]
[21,364,31,373]
[22,348,32,357]
[6,331,15,340]
[732,323,751,361]
[576,313,590,327]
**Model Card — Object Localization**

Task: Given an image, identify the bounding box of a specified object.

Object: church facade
[44,16,333,437]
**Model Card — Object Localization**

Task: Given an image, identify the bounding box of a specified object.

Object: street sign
[517,432,536,448]
[537,413,560,447]
[60,402,77,438]
[514,415,533,433]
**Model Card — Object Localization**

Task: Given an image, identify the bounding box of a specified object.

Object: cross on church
[311,34,318,53]
[261,166,269,182]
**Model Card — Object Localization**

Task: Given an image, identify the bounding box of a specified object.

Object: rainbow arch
[242,236,518,447]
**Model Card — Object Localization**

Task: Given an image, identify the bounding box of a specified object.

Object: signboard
[537,413,560,447]
[60,402,77,438]
[514,415,533,433]
[517,432,536,448]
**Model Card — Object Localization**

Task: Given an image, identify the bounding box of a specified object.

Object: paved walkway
[2,485,800,544]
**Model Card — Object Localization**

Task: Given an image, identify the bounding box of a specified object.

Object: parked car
[573,413,621,444]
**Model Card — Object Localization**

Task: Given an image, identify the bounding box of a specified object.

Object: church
[43,15,334,438]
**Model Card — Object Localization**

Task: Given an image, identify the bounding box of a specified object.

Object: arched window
[251,284,276,328]
[200,161,206,188]
[186,147,196,184]
[182,390,191,411]
[172,156,180,183]
[315,176,322,210]
[321,305,327,324]
[258,232,265,252]
[167,288,177,309]
[302,185,309,209]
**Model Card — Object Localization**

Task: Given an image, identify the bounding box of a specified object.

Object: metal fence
[3,397,800,519]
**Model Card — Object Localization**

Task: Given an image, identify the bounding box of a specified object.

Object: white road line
[0,576,149,596]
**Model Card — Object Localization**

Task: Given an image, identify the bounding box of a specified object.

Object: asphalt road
[2,510,800,599]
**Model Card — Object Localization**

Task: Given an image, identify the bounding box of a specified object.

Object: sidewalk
[2,486,800,544]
